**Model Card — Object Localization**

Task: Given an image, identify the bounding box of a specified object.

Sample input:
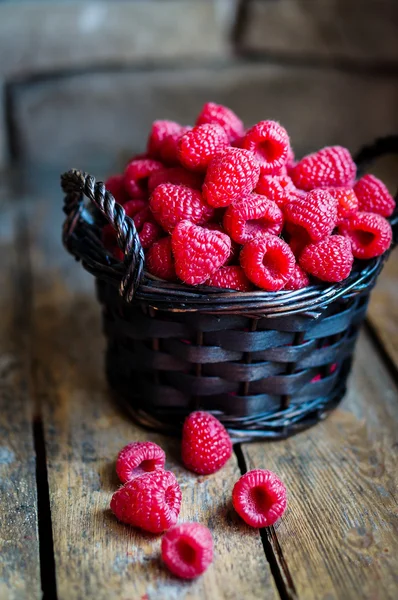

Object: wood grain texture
[30,193,277,599]
[241,330,398,600]
[0,202,41,599]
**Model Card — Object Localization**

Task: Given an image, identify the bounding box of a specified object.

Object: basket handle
[61,169,145,302]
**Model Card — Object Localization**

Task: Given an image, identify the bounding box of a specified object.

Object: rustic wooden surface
[0,173,397,599]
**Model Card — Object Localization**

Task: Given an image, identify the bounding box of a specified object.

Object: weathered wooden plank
[241,330,398,600]
[0,200,41,599]
[30,188,278,599]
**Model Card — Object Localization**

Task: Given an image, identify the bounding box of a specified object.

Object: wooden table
[0,171,397,600]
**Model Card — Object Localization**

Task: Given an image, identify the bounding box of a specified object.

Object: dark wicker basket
[61,136,398,441]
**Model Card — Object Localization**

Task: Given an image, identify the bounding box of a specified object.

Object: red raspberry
[204,223,240,265]
[327,187,359,223]
[110,470,182,534]
[354,174,396,217]
[284,264,310,290]
[181,411,232,475]
[240,235,295,291]
[196,102,244,144]
[242,121,290,175]
[146,237,176,281]
[206,266,253,292]
[172,222,231,285]
[105,174,129,205]
[148,167,203,194]
[116,441,166,483]
[299,235,354,282]
[203,148,260,208]
[283,189,337,242]
[124,159,164,198]
[150,184,214,233]
[223,194,283,244]
[287,229,312,259]
[291,146,356,191]
[161,523,213,580]
[133,206,163,248]
[160,126,191,165]
[255,174,298,207]
[338,212,392,259]
[123,199,148,218]
[232,469,287,528]
[178,124,229,171]
[147,120,183,158]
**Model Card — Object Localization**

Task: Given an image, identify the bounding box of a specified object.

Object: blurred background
[0,0,397,175]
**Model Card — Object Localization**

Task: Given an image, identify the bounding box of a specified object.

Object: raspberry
[255,174,298,207]
[204,223,240,265]
[105,174,129,205]
[299,235,354,282]
[327,187,359,223]
[203,148,260,208]
[172,222,231,285]
[232,469,287,528]
[338,212,392,259]
[290,146,356,191]
[283,189,337,242]
[116,441,166,483]
[160,126,191,165]
[147,120,183,158]
[206,266,253,292]
[240,235,295,291]
[124,159,164,198]
[223,194,283,244]
[242,121,290,175]
[181,411,232,475]
[148,167,203,194]
[178,124,229,171]
[161,523,213,580]
[284,264,310,290]
[123,199,148,218]
[196,102,244,143]
[110,470,182,534]
[354,174,396,217]
[133,207,163,248]
[150,184,214,233]
[146,237,176,281]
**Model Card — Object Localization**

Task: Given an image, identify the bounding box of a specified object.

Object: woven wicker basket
[61,136,398,441]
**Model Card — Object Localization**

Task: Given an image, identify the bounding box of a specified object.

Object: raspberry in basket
[284,264,310,290]
[132,206,163,248]
[338,212,392,259]
[162,523,213,579]
[283,189,338,242]
[327,187,359,223]
[150,183,214,233]
[242,120,290,175]
[196,101,244,143]
[110,470,182,533]
[240,235,295,291]
[290,145,356,190]
[148,167,203,193]
[255,174,300,207]
[223,194,283,243]
[299,235,354,282]
[354,174,396,217]
[178,124,229,171]
[232,469,287,528]
[105,174,129,205]
[202,148,260,208]
[116,441,166,483]
[206,266,253,292]
[181,411,232,475]
[160,126,191,165]
[147,237,176,281]
[147,120,184,158]
[124,158,164,198]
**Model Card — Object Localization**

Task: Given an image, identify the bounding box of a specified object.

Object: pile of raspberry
[109,411,287,580]
[102,102,395,292]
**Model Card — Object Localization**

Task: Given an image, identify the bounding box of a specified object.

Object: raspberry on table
[338,212,392,259]
[161,523,213,579]
[290,145,356,190]
[223,194,283,244]
[255,174,299,207]
[242,121,290,175]
[354,174,396,217]
[148,167,203,194]
[160,126,191,165]
[195,102,244,144]
[240,235,295,291]
[147,120,184,158]
[205,266,253,292]
[172,222,231,285]
[299,235,354,282]
[181,411,232,475]
[232,469,287,528]
[327,187,359,224]
[105,174,129,205]
[178,124,229,171]
[284,264,310,290]
[124,159,164,198]
[146,237,177,281]
[283,188,338,242]
[110,470,182,533]
[203,148,260,208]
[116,441,166,483]
[150,183,214,233]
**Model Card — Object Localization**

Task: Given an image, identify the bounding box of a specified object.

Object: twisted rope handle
[61,169,145,302]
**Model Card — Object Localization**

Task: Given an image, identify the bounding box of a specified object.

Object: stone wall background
[0,0,397,172]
